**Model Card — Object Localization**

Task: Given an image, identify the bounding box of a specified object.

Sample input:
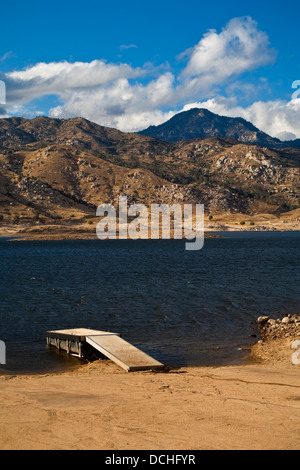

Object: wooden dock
[46,328,165,372]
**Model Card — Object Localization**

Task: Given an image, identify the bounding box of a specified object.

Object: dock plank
[86,335,164,372]
[46,328,119,341]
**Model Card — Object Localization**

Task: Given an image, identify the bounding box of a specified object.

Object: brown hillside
[0,116,299,236]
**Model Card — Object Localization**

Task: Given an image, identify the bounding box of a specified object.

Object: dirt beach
[0,327,299,451]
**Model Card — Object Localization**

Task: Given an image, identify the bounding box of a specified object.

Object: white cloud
[5,60,145,104]
[182,17,275,78]
[0,51,14,63]
[120,44,138,51]
[176,16,276,100]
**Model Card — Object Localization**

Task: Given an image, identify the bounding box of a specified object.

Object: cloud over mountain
[1,16,300,138]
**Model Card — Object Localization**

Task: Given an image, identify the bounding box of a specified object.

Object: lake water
[0,232,299,373]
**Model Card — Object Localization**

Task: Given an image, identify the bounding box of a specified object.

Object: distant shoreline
[0,222,299,242]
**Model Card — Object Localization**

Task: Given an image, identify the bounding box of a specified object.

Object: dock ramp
[46,328,165,372]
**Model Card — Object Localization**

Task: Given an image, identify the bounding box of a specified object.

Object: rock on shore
[248,314,300,366]
[257,314,300,341]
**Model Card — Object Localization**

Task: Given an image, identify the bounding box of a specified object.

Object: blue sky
[1,0,300,139]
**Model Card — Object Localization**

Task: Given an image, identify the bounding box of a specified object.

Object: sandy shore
[0,335,299,451]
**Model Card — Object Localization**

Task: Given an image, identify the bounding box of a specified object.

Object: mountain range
[0,110,299,233]
[140,108,300,149]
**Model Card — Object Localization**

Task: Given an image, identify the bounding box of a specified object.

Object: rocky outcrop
[257,314,300,340]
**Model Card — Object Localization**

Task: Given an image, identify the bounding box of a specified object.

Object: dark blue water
[0,232,299,373]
